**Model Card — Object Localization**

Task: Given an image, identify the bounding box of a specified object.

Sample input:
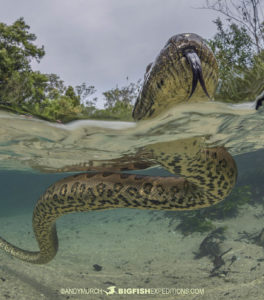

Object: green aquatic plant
[172,185,252,236]
[205,185,253,219]
[176,211,215,235]
[234,155,264,206]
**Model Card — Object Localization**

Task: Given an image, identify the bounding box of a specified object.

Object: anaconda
[0,33,237,264]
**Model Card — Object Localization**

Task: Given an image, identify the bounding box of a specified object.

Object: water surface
[0,101,263,172]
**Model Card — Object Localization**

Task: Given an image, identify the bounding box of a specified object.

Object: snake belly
[0,33,237,264]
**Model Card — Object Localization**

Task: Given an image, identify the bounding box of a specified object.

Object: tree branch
[198,0,264,52]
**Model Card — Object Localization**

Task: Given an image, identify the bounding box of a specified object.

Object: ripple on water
[0,101,263,172]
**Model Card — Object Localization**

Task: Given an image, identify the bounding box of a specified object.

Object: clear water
[0,101,264,299]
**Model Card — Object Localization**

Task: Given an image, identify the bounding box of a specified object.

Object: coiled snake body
[0,33,237,264]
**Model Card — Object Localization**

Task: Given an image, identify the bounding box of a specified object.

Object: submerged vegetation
[204,185,253,219]
[165,184,253,235]
[1,1,264,122]
[175,212,215,235]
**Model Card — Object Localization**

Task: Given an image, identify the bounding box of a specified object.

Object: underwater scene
[0,100,264,300]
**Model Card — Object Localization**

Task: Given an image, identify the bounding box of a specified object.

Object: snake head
[133,33,218,121]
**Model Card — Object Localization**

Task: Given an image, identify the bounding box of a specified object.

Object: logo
[103,286,116,296]
[60,286,205,296]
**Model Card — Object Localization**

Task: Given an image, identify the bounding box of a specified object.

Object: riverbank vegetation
[204,0,264,102]
[0,17,139,122]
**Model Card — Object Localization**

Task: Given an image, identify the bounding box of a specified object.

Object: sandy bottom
[0,204,264,300]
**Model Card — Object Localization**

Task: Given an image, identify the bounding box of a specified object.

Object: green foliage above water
[204,0,264,103]
[208,18,254,82]
[91,101,133,121]
[0,18,46,105]
[213,48,264,103]
[0,18,140,123]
